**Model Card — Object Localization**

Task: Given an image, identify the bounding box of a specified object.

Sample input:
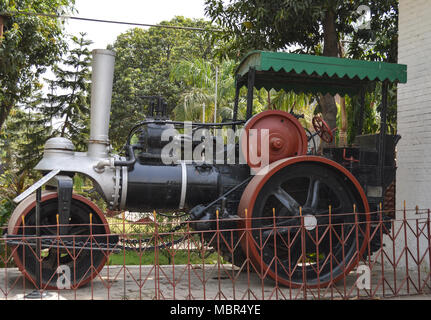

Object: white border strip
[179,161,187,210]
[13,169,61,203]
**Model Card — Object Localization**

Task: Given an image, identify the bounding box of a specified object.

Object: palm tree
[170,58,318,130]
[170,59,240,122]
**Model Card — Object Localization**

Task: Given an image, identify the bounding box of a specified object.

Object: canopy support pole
[233,81,240,121]
[357,88,365,136]
[246,68,256,120]
[232,78,240,131]
[378,81,389,191]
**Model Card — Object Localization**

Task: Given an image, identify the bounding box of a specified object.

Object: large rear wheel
[238,157,370,288]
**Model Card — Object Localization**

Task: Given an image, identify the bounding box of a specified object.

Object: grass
[107,250,224,266]
[105,214,227,265]
[106,216,184,236]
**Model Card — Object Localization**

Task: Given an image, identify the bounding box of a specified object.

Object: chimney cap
[92,49,116,57]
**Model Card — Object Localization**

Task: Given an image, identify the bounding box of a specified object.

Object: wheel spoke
[304,178,320,210]
[260,218,303,239]
[272,187,300,215]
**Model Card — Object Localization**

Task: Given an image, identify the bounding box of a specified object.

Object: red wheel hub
[241,110,307,170]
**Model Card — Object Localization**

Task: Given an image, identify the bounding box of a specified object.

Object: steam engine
[7,49,398,289]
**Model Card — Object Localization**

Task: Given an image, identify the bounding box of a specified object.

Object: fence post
[300,206,307,299]
[415,206,422,294]
[244,208,251,300]
[90,213,94,299]
[427,209,431,291]
[21,215,26,295]
[56,214,60,294]
[36,187,42,293]
[403,200,410,294]
[379,203,385,298]
[328,205,333,299]
[153,210,159,300]
[272,207,278,300]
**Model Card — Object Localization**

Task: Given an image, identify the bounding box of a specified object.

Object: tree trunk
[267,91,272,110]
[0,17,8,131]
[0,15,4,40]
[0,103,12,132]
[322,10,339,57]
[338,95,348,146]
[319,9,339,147]
[337,42,348,146]
[318,93,337,132]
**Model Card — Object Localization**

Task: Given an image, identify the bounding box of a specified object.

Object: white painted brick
[396,0,431,269]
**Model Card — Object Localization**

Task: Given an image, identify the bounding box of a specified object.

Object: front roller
[238,156,370,288]
[8,192,110,289]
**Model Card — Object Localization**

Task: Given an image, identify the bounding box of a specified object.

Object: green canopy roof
[235,51,407,96]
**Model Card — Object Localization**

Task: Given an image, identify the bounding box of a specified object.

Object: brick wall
[397,0,431,210]
[394,0,431,270]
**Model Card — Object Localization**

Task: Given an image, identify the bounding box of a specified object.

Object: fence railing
[0,207,430,300]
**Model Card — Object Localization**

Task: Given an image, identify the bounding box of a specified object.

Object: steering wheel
[312,116,334,143]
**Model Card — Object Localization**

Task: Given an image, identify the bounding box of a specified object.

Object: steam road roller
[6,50,407,289]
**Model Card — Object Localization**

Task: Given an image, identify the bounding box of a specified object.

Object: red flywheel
[240,110,308,170]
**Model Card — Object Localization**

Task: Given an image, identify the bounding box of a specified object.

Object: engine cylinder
[125,163,221,211]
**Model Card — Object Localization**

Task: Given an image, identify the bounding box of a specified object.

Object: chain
[4,218,193,253]
[119,217,192,251]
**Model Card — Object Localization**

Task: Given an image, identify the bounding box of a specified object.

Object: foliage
[204,0,398,61]
[0,107,50,175]
[0,104,50,226]
[0,171,25,226]
[170,58,237,122]
[0,27,92,226]
[347,1,399,63]
[41,32,92,151]
[204,0,399,137]
[109,16,216,150]
[345,93,378,144]
[0,0,75,131]
[170,56,317,127]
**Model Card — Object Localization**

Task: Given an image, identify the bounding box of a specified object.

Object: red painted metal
[312,116,333,143]
[241,110,308,169]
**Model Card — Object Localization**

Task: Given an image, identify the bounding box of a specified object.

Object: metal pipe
[114,145,137,167]
[88,49,116,158]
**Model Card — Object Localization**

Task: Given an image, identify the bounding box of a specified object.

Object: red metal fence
[0,207,430,300]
